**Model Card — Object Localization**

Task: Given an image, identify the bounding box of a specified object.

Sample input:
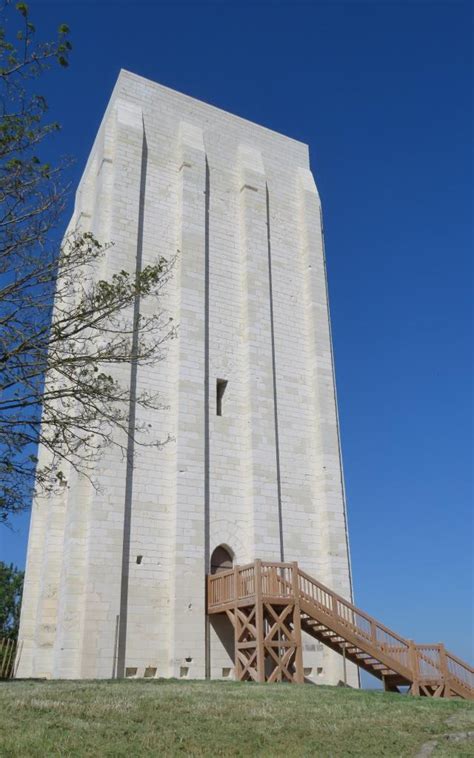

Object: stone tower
[17,71,357,686]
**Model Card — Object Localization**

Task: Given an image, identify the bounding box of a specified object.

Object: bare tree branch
[0,3,175,524]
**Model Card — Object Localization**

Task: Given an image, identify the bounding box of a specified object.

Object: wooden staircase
[207,560,473,699]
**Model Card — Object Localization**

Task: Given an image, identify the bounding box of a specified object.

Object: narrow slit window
[216,379,227,416]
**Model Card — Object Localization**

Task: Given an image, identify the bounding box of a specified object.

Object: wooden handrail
[445,648,474,673]
[445,648,474,690]
[297,567,409,650]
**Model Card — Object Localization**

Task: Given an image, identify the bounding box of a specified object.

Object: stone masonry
[17,71,358,686]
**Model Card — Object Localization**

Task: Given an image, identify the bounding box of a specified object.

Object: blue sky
[1,0,472,667]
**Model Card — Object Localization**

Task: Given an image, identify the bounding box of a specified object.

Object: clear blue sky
[1,0,472,665]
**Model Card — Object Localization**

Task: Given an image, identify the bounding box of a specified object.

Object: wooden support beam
[255,561,265,683]
[292,562,304,684]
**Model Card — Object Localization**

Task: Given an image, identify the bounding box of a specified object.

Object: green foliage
[0,4,175,524]
[0,562,24,639]
[2,2,71,77]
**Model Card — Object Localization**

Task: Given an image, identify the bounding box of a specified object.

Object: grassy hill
[0,679,473,757]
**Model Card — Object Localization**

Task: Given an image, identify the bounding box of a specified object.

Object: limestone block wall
[17,70,357,687]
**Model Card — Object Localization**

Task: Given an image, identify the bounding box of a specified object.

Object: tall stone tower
[17,71,357,685]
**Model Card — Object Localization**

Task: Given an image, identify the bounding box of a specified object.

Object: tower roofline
[117,68,310,150]
[76,69,312,199]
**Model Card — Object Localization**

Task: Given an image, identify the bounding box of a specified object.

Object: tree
[0,562,23,639]
[0,3,175,524]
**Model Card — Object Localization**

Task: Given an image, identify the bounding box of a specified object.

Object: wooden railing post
[233,565,240,681]
[255,560,265,683]
[292,562,304,684]
[291,562,299,599]
[271,565,278,596]
[408,641,420,696]
[233,565,240,601]
[439,644,450,697]
[370,621,377,644]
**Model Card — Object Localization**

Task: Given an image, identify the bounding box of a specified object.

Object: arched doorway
[210,545,233,575]
[209,545,235,678]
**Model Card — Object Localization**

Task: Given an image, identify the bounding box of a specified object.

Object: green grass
[0,680,473,757]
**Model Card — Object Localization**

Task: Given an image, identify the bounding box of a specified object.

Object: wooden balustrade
[0,638,18,679]
[446,649,474,691]
[416,645,445,680]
